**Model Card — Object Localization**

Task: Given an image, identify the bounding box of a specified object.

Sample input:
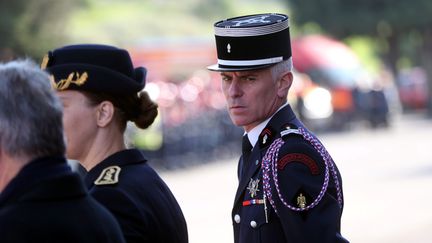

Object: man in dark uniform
[0,60,125,243]
[208,13,349,242]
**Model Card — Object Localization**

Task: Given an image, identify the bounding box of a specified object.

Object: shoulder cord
[262,127,343,214]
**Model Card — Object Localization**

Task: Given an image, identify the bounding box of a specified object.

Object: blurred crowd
[128,35,430,169]
[130,70,243,169]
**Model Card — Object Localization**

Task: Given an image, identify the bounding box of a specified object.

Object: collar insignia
[247,178,260,198]
[94,166,121,185]
[259,128,274,148]
[262,134,268,144]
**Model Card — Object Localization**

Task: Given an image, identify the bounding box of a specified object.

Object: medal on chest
[246,178,260,198]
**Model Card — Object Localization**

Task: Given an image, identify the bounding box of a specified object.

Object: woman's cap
[41,44,146,95]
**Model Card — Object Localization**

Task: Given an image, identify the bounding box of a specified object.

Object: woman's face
[57,90,98,161]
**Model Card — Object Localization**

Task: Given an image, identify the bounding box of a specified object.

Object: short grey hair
[0,60,65,158]
[271,57,293,80]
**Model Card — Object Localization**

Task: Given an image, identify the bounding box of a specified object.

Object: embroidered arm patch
[277,153,320,175]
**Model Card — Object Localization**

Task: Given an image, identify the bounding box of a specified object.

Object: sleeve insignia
[297,193,307,209]
[278,153,320,175]
[292,190,312,220]
[94,166,121,185]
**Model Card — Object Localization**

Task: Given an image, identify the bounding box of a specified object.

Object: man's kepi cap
[208,13,291,72]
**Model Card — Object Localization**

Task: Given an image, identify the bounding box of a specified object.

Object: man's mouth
[229,105,246,111]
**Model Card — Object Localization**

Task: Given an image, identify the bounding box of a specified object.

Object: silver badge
[227,43,231,53]
[247,178,260,198]
[262,134,268,144]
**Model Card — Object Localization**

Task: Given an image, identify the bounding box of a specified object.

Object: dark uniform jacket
[85,149,188,243]
[232,105,349,243]
[0,156,125,243]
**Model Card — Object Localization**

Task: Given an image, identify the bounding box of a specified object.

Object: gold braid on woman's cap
[51,72,88,91]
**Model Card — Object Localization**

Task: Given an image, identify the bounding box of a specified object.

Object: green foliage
[65,0,289,45]
[289,0,432,37]
[288,0,432,72]
[0,0,288,60]
[0,0,83,61]
[345,36,381,73]
[288,0,432,111]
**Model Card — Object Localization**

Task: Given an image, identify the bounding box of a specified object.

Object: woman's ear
[96,101,115,127]
[277,71,293,98]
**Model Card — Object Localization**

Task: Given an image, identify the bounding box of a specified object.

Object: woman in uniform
[42,44,188,243]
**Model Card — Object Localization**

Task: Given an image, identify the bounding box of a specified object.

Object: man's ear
[277,71,293,98]
[96,101,115,127]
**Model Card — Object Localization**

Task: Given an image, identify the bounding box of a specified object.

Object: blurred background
[1,0,431,242]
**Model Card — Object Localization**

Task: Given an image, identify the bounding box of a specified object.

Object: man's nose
[228,79,242,98]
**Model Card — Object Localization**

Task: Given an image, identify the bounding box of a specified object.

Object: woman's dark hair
[82,91,158,131]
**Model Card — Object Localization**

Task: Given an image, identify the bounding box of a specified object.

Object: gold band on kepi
[208,13,291,72]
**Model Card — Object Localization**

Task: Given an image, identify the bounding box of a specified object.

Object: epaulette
[280,124,301,138]
[94,166,121,185]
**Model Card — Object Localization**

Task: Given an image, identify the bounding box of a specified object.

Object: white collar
[245,102,288,148]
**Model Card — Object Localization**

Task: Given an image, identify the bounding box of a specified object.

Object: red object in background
[291,35,360,114]
[292,35,360,72]
[397,67,429,110]
[331,87,354,112]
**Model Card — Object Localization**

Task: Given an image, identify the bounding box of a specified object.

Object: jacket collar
[0,156,84,208]
[246,102,290,148]
[84,149,147,188]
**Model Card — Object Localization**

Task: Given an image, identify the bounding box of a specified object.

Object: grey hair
[270,57,293,80]
[0,59,65,158]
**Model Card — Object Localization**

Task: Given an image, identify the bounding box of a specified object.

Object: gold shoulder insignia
[94,166,121,185]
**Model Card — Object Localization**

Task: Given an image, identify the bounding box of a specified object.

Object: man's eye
[245,77,256,82]
[222,76,231,82]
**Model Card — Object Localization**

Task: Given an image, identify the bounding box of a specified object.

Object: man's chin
[230,118,249,128]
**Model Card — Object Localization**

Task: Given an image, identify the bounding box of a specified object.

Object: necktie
[241,135,253,176]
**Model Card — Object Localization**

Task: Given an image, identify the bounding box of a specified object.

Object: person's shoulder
[0,203,47,237]
[90,162,165,197]
[278,128,324,168]
[260,125,327,190]
[261,126,331,212]
[91,162,153,185]
[0,205,25,225]
[0,213,29,242]
[90,183,143,217]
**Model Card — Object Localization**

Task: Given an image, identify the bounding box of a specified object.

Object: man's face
[220,68,282,132]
